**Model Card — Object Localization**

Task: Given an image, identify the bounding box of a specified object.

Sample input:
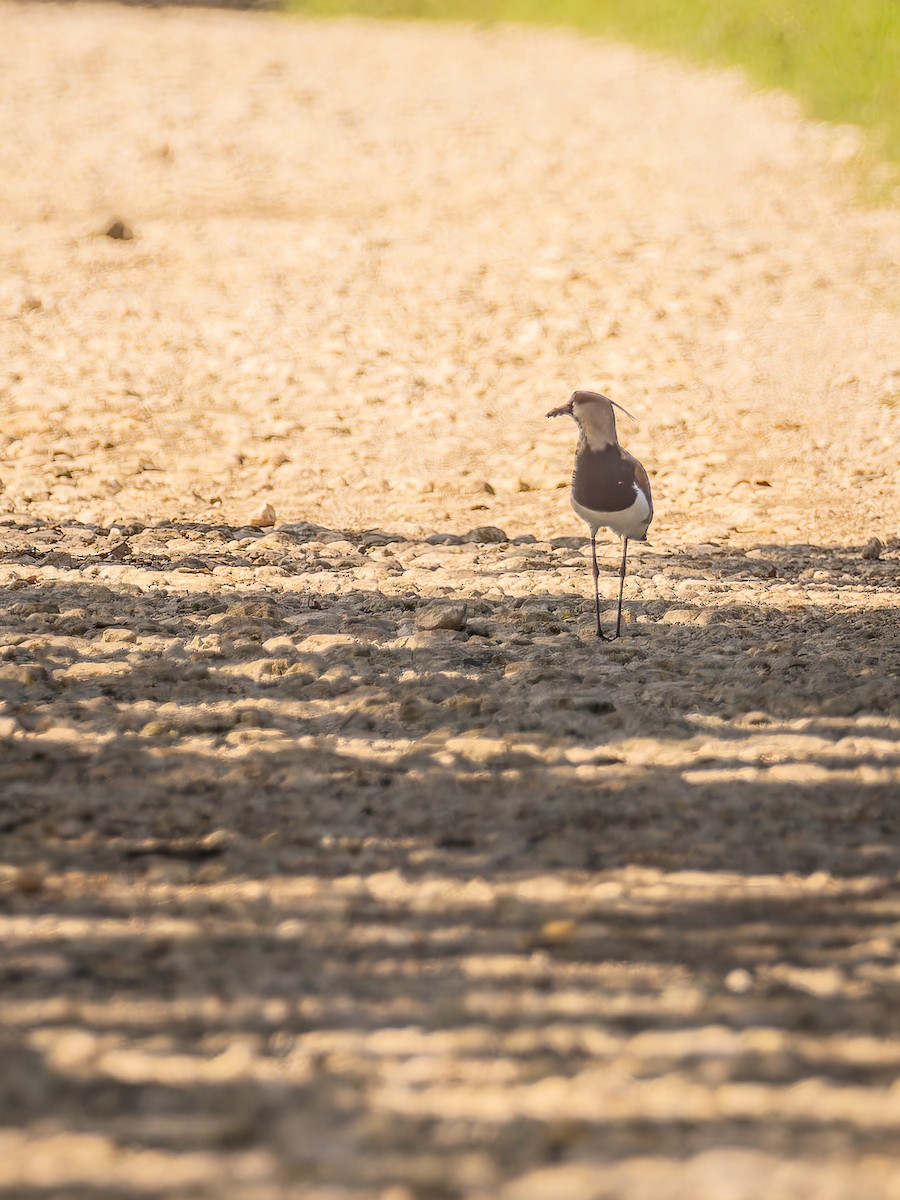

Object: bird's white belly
[572,486,652,539]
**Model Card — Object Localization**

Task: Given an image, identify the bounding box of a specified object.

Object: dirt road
[0,4,899,1196]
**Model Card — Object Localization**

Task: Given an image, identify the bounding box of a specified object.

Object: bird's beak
[546,400,573,419]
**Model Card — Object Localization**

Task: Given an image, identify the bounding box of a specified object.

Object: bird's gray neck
[577,424,616,452]
[576,407,618,450]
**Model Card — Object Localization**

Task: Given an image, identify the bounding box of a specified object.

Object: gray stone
[463,526,508,544]
[415,601,468,631]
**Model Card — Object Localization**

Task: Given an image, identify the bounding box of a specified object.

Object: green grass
[286,0,900,162]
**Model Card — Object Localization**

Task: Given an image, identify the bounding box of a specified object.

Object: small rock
[297,633,368,657]
[463,526,508,544]
[237,504,273,528]
[537,919,579,943]
[64,661,131,681]
[14,864,46,894]
[0,663,48,685]
[237,708,270,728]
[467,619,494,637]
[262,635,296,655]
[227,598,284,621]
[862,537,883,561]
[142,721,170,737]
[741,711,770,726]
[244,657,292,682]
[172,556,212,573]
[415,601,468,631]
[744,561,777,578]
[101,627,137,643]
[188,633,233,658]
[425,533,464,545]
[660,608,697,625]
[725,968,753,994]
[47,1030,97,1072]
[105,218,134,241]
[246,503,277,528]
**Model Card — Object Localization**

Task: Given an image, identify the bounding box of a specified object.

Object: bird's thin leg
[615,538,629,639]
[591,532,606,640]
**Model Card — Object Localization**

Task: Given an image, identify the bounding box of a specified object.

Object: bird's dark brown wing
[572,445,638,513]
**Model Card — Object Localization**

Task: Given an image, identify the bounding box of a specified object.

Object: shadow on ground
[0,520,898,1195]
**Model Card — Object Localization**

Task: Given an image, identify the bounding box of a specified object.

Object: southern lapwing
[547,389,653,639]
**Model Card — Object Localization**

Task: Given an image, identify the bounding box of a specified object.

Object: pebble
[660,608,699,625]
[297,634,370,657]
[425,533,464,546]
[64,661,132,681]
[463,526,508,544]
[467,619,495,638]
[246,503,277,528]
[398,630,467,650]
[101,627,137,643]
[415,601,468,631]
[11,862,48,896]
[104,217,133,240]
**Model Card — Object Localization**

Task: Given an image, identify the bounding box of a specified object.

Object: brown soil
[0,4,899,1197]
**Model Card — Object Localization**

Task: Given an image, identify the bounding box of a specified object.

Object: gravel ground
[0,4,899,1197]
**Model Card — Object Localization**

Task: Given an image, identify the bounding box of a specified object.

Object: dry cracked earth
[0,3,899,1197]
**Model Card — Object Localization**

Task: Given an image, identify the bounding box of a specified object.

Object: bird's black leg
[614,537,629,639]
[591,532,606,640]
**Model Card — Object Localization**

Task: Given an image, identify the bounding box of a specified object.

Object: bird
[547,389,653,640]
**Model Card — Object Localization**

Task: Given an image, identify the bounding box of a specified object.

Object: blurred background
[289,0,900,161]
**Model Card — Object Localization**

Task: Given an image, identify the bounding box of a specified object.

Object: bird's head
[546,390,634,449]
